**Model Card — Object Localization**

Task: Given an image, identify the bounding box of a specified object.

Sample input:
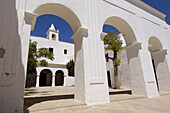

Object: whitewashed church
[26,23,128,89]
[1,0,170,112]
[26,24,75,87]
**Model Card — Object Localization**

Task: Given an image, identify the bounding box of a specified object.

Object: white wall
[26,0,170,105]
[0,0,170,112]
[106,49,131,89]
[0,0,27,113]
[30,36,74,65]
[30,35,74,87]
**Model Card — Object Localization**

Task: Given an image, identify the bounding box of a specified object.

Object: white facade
[0,0,170,112]
[27,24,74,87]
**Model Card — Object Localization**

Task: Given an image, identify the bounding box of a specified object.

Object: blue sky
[31,1,170,43]
[31,15,74,43]
[31,15,118,43]
[141,0,170,24]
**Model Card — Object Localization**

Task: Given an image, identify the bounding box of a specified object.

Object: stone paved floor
[24,86,74,98]
[24,87,170,113]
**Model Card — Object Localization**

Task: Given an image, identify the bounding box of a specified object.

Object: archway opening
[39,69,52,86]
[28,3,82,88]
[102,16,140,95]
[148,37,170,93]
[103,16,136,46]
[149,37,163,92]
[103,25,124,89]
[55,70,64,86]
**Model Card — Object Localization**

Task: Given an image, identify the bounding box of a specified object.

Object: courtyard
[24,86,170,113]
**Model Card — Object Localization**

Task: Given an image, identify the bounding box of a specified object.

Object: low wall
[64,77,74,86]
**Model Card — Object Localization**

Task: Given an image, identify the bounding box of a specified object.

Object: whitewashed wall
[0,0,170,112]
[0,0,27,112]
[30,36,74,64]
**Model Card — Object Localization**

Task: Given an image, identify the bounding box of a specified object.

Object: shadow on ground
[24,88,132,113]
[109,90,132,95]
[24,94,74,113]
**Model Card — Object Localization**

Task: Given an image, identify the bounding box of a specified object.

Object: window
[64,49,67,54]
[52,34,56,40]
[49,48,53,53]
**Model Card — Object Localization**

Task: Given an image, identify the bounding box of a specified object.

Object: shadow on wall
[126,47,140,64]
[0,0,25,113]
[153,52,166,69]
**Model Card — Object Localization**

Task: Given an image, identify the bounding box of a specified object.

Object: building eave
[125,0,166,20]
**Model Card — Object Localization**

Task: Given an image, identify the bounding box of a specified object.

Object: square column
[72,28,110,105]
[0,9,37,113]
[151,49,170,93]
[139,48,159,98]
[125,42,159,98]
[52,75,55,87]
[36,75,40,87]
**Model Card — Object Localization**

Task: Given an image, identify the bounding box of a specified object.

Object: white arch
[55,70,64,75]
[103,16,137,46]
[32,3,82,33]
[40,69,53,75]
[2,1,170,112]
[148,36,170,93]
[149,36,163,53]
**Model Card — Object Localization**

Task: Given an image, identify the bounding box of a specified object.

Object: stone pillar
[125,42,159,98]
[0,4,37,112]
[133,15,159,98]
[151,49,170,93]
[139,48,159,98]
[23,12,37,78]
[71,28,110,105]
[36,75,40,87]
[52,75,55,87]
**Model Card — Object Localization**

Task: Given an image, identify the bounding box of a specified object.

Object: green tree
[66,60,75,77]
[27,40,54,74]
[104,31,123,89]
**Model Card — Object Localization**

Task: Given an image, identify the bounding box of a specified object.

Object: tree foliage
[39,60,48,67]
[66,60,75,77]
[104,31,123,89]
[27,40,54,74]
[104,31,123,52]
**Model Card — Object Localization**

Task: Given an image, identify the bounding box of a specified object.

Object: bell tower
[46,24,59,41]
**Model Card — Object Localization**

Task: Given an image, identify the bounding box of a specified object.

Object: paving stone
[24,87,170,113]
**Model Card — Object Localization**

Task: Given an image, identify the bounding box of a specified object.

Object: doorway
[55,70,64,86]
[39,69,52,86]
